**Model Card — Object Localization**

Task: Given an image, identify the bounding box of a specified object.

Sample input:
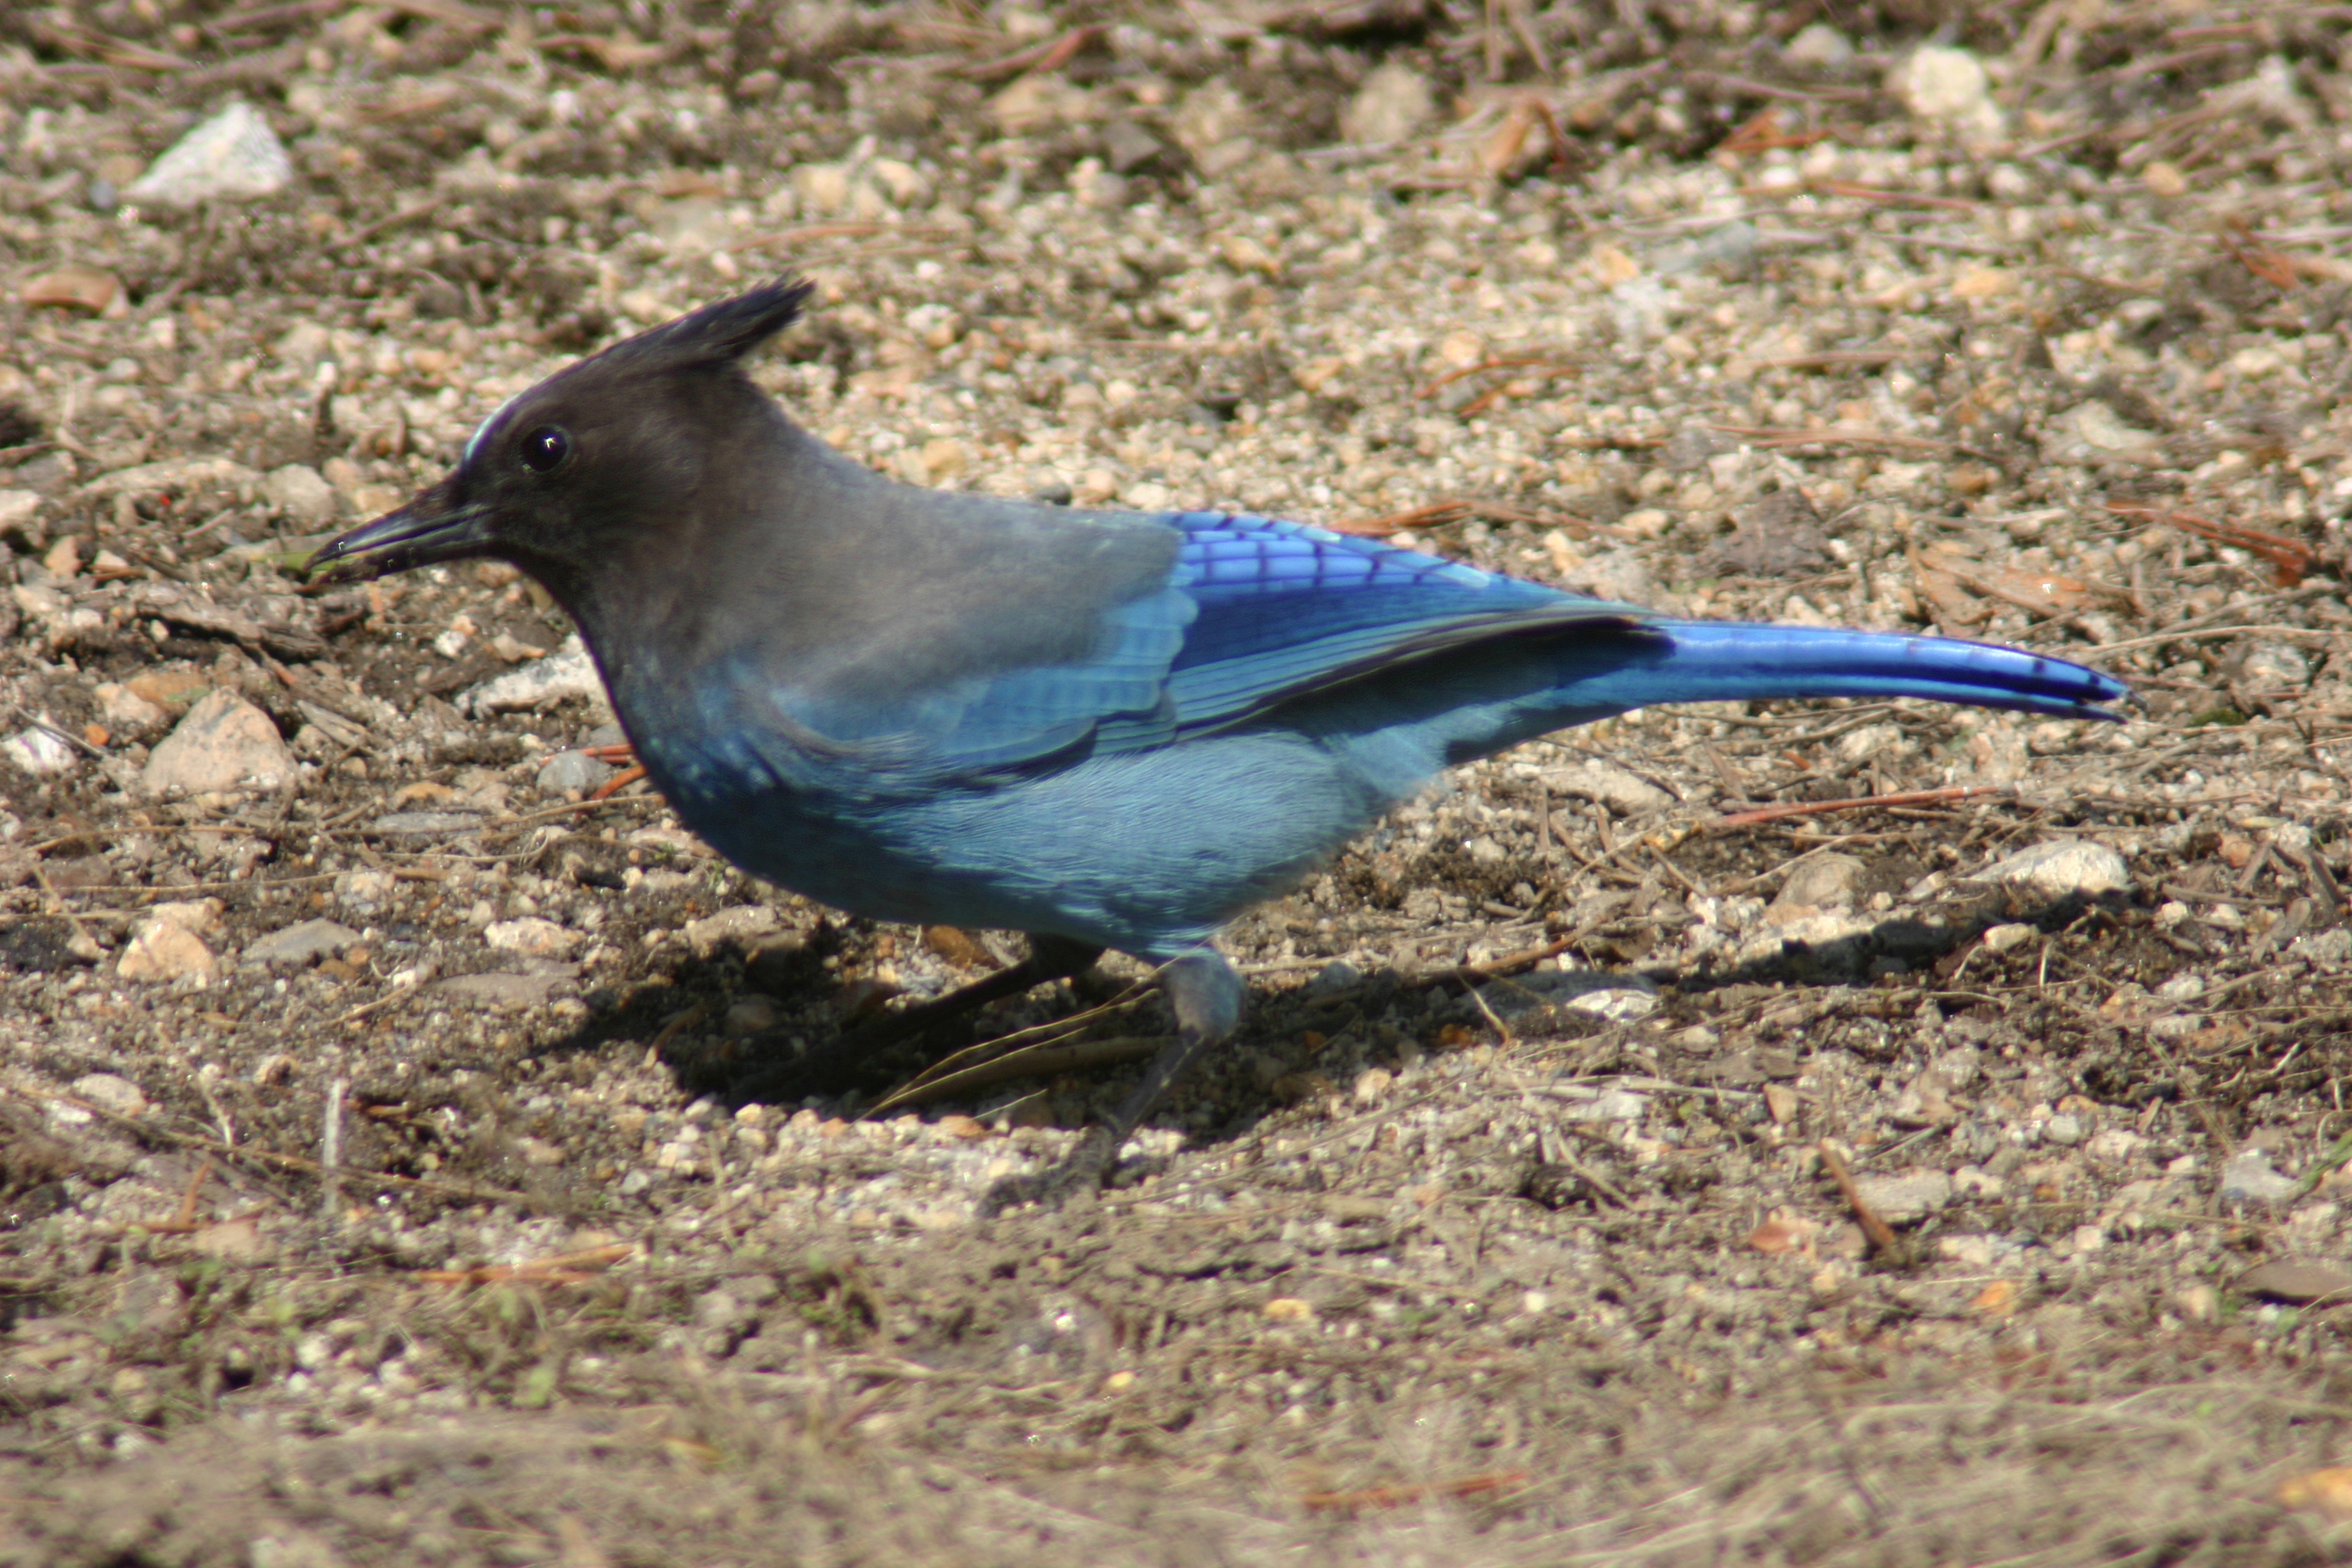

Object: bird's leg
[980,949,1243,1214]
[730,933,1106,1104]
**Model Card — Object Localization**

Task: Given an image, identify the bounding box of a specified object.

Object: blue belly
[635,722,1385,959]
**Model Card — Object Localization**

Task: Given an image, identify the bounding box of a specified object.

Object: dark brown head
[305,279,815,602]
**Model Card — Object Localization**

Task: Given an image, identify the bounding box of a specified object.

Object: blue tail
[1292,619,2127,800]
[1596,622,2128,722]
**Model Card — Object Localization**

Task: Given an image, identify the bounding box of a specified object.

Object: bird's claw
[978,1125,1121,1217]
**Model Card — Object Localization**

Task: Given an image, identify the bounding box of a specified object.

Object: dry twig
[1816,1141,1898,1253]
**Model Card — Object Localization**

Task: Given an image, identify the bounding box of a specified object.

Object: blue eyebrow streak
[463,392,524,466]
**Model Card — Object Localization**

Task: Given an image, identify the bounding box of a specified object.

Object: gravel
[8,2,2352,1563]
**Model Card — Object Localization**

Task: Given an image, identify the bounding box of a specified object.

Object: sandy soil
[8,2,2352,1563]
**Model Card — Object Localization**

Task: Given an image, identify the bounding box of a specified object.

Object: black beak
[304,476,493,583]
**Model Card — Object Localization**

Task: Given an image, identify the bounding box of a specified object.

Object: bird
[309,279,2129,1208]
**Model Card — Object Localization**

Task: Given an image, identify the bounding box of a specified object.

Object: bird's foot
[977,1125,1122,1216]
[977,952,1241,1217]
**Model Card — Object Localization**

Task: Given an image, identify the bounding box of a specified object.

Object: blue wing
[735,508,1640,786]
[672,500,2121,812]
[1106,511,1646,747]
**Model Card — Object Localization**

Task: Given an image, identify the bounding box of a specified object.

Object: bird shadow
[527,886,2140,1184]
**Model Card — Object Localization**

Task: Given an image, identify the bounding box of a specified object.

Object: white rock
[1736,912,1875,968]
[1306,959,1362,997]
[1783,23,1853,67]
[1981,923,2037,953]
[2238,642,2310,687]
[145,900,224,936]
[866,157,926,205]
[275,320,331,368]
[483,917,584,957]
[991,74,1097,136]
[335,870,397,911]
[723,997,779,1037]
[1339,63,1434,146]
[71,1073,149,1117]
[536,750,616,794]
[1557,1086,1648,1122]
[1480,968,1656,1021]
[683,905,779,958]
[1939,1234,1996,1266]
[1890,45,2004,139]
[94,683,166,731]
[1546,760,1672,815]
[0,491,40,534]
[1774,854,1868,912]
[2219,1150,2298,1205]
[1171,79,1251,162]
[1557,547,1662,608]
[261,464,341,526]
[126,101,293,206]
[117,910,217,984]
[1568,985,1658,1022]
[243,917,361,967]
[1853,1168,1952,1224]
[652,196,732,256]
[1072,164,1129,210]
[1650,220,1760,278]
[2,725,78,777]
[1978,840,2131,900]
[2086,1129,2143,1163]
[143,690,294,796]
[792,162,854,215]
[2057,401,2161,456]
[1834,723,1908,765]
[80,456,259,499]
[463,635,606,715]
[2294,927,2352,965]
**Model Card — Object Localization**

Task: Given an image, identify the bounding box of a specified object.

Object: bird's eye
[519,426,570,473]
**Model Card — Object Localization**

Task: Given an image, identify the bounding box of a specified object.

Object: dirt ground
[11,0,2352,1562]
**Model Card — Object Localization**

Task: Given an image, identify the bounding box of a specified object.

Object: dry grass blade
[2102,499,2318,587]
[1707,786,2003,833]
[2220,218,2299,290]
[1335,498,1475,534]
[134,1158,214,1234]
[203,0,347,36]
[1333,496,1609,537]
[867,1034,1163,1112]
[871,980,1156,1085]
[1707,422,1985,459]
[1718,105,1835,155]
[956,25,1102,79]
[1816,1141,1899,1253]
[1301,1469,1532,1511]
[1416,354,1578,400]
[416,1244,635,1287]
[24,16,192,72]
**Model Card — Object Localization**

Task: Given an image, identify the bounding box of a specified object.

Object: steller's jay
[311,280,2127,1207]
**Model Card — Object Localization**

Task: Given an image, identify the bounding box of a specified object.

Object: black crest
[602,278,814,373]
